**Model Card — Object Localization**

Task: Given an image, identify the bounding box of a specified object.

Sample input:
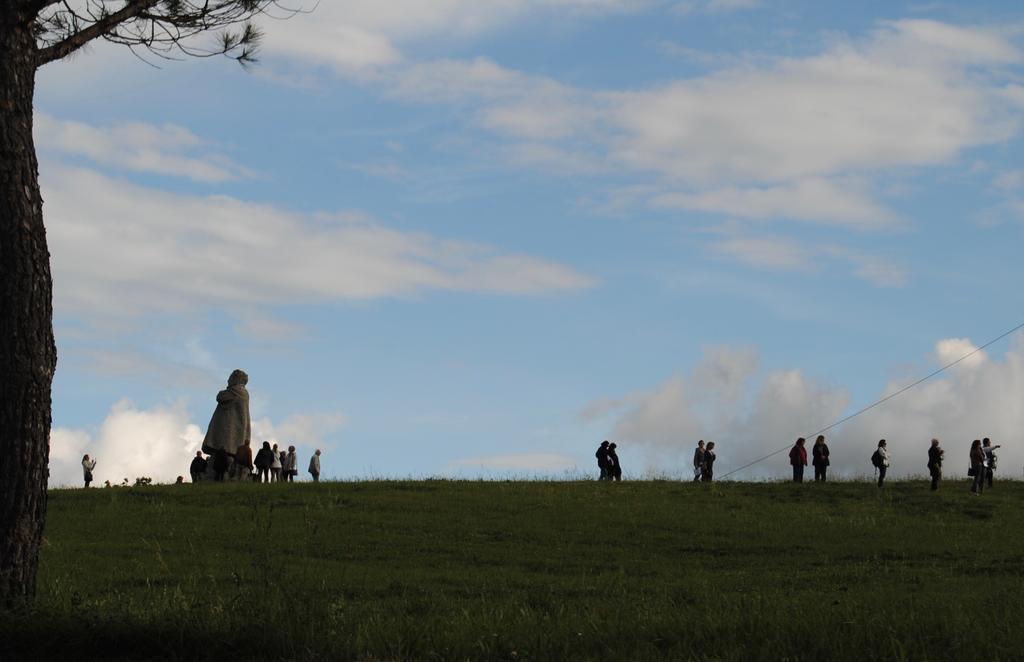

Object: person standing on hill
[595,441,611,480]
[81,454,96,488]
[608,443,622,481]
[189,451,207,483]
[812,435,830,482]
[982,438,1001,489]
[789,437,808,483]
[309,449,322,482]
[927,439,944,491]
[212,449,229,482]
[702,442,717,482]
[270,443,283,483]
[254,441,274,483]
[693,440,706,483]
[285,445,298,482]
[969,439,986,495]
[871,439,890,487]
[235,440,254,482]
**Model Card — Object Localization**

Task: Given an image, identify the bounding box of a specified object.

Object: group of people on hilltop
[595,441,622,480]
[187,444,322,484]
[593,435,1006,492]
[786,435,1002,493]
[692,440,717,482]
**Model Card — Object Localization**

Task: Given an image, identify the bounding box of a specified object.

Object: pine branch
[36,0,161,66]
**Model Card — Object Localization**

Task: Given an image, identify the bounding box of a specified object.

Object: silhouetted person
[812,435,830,482]
[702,442,716,482]
[608,443,622,481]
[175,476,184,485]
[82,454,96,488]
[789,437,807,483]
[982,438,1001,489]
[970,439,985,495]
[213,449,229,482]
[595,440,611,480]
[235,440,253,481]
[693,440,705,483]
[927,438,944,491]
[189,451,207,483]
[285,445,298,482]
[255,441,274,483]
[872,439,890,487]
[309,449,322,482]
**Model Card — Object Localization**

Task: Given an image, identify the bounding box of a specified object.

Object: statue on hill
[202,370,251,470]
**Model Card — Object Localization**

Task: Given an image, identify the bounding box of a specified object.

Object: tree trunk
[0,11,57,606]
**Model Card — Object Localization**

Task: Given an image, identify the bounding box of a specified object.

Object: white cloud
[353,20,1024,230]
[705,231,908,287]
[265,1,642,74]
[252,412,345,449]
[41,166,595,317]
[586,335,1024,480]
[610,20,1021,186]
[652,178,895,227]
[35,114,251,183]
[50,400,203,487]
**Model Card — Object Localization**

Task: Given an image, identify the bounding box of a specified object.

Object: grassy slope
[3,480,1022,660]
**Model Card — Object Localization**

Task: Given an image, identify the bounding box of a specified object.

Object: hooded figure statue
[202,369,251,457]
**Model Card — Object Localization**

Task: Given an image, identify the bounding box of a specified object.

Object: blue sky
[36,0,1024,485]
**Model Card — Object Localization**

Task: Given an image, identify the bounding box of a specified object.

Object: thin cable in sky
[718,319,1024,480]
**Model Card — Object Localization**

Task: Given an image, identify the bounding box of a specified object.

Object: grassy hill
[3,479,1022,660]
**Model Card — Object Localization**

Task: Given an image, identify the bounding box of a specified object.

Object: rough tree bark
[0,8,58,606]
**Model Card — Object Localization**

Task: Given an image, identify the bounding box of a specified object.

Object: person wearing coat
[969,439,986,495]
[789,437,808,483]
[284,446,298,482]
[595,441,611,480]
[874,439,890,488]
[607,443,622,481]
[254,441,274,483]
[693,440,706,483]
[189,451,207,483]
[309,449,322,483]
[270,443,283,482]
[701,442,717,482]
[811,435,830,482]
[81,454,96,488]
[234,440,253,481]
[927,438,944,491]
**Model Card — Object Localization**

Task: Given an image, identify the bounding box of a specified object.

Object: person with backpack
[969,439,986,495]
[254,441,274,483]
[595,441,611,481]
[789,437,808,483]
[982,438,1002,489]
[871,439,890,487]
[702,442,717,482]
[812,435,830,482]
[927,438,944,491]
[692,440,705,483]
[607,443,622,481]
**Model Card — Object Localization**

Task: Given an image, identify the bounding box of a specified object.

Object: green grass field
[3,479,1022,660]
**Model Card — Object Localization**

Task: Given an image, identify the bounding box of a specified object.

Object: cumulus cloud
[41,166,594,317]
[50,400,203,487]
[35,114,251,183]
[359,19,1024,233]
[49,400,344,486]
[586,335,1024,480]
